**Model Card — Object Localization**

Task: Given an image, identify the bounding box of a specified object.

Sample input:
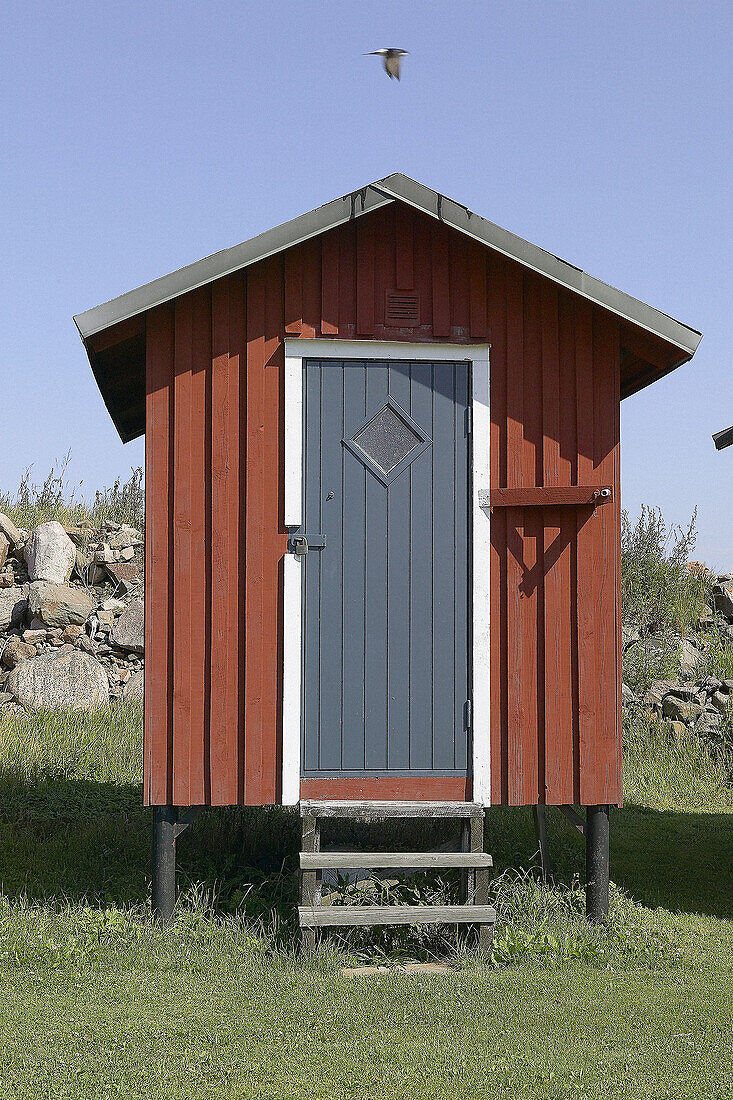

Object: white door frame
[282,339,491,805]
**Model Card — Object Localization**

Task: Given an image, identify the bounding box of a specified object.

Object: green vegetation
[0,455,144,532]
[0,498,731,1096]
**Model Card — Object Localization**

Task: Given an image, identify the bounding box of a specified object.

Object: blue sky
[1,1,731,565]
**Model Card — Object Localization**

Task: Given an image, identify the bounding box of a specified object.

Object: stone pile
[0,516,144,712]
[622,571,733,739]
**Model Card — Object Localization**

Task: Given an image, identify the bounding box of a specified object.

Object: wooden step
[299,904,497,928]
[300,851,493,870]
[300,800,483,820]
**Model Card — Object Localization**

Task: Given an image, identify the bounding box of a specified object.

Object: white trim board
[282,340,491,806]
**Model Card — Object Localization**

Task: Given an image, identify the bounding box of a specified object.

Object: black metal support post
[585,804,610,922]
[152,806,177,922]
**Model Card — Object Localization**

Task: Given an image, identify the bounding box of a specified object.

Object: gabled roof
[74,173,703,442]
[75,173,701,353]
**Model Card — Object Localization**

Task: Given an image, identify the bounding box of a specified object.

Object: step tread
[300,800,483,820]
[298,904,497,928]
[300,851,493,869]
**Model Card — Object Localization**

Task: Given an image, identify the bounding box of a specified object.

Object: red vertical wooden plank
[504,263,525,803]
[469,247,490,339]
[284,246,303,334]
[356,216,375,335]
[556,292,580,803]
[186,288,211,805]
[171,296,194,806]
[395,203,414,289]
[144,305,174,806]
[209,275,244,804]
[301,237,320,339]
[320,229,339,335]
[520,273,543,806]
[244,265,266,803]
[412,212,433,330]
[586,310,621,805]
[540,282,574,805]
[488,254,508,805]
[612,337,623,804]
[431,222,450,337]
[449,234,470,337]
[574,299,598,807]
[338,220,357,337]
[261,255,285,803]
[374,205,395,335]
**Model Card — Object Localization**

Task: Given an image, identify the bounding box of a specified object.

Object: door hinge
[465,407,473,435]
[464,699,472,730]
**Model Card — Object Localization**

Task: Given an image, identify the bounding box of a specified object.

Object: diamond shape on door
[343,398,432,485]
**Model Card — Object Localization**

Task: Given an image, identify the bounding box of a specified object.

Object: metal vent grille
[386,290,420,327]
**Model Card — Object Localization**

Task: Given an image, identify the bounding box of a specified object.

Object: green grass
[0,703,732,1097]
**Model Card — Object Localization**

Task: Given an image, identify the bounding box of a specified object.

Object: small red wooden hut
[75,175,701,920]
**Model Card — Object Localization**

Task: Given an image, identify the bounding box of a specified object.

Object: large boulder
[0,587,28,631]
[112,598,144,653]
[7,645,109,710]
[123,668,144,701]
[28,580,94,628]
[24,521,76,583]
[0,534,9,571]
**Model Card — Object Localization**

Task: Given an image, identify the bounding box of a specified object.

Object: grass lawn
[0,705,731,1099]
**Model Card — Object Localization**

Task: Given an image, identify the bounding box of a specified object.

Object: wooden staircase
[298,801,496,954]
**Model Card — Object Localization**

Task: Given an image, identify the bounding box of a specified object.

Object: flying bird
[366,48,409,80]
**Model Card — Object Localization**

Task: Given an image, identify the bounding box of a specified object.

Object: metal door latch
[287,533,326,556]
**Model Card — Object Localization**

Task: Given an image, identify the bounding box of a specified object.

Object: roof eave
[74,172,702,363]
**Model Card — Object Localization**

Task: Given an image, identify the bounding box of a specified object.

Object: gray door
[300,358,471,777]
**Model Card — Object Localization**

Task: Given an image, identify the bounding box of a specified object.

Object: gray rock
[0,533,9,571]
[0,587,29,630]
[24,521,76,584]
[661,695,703,722]
[679,638,703,676]
[123,668,144,701]
[7,645,109,710]
[712,581,733,620]
[0,513,23,549]
[1,636,36,669]
[621,683,636,706]
[28,580,94,628]
[711,691,730,715]
[722,680,733,693]
[106,527,143,551]
[112,598,144,653]
[644,679,678,707]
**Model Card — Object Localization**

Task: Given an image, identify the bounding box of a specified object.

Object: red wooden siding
[144,201,621,807]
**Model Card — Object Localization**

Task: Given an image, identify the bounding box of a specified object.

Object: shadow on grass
[0,768,730,922]
[611,802,733,919]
